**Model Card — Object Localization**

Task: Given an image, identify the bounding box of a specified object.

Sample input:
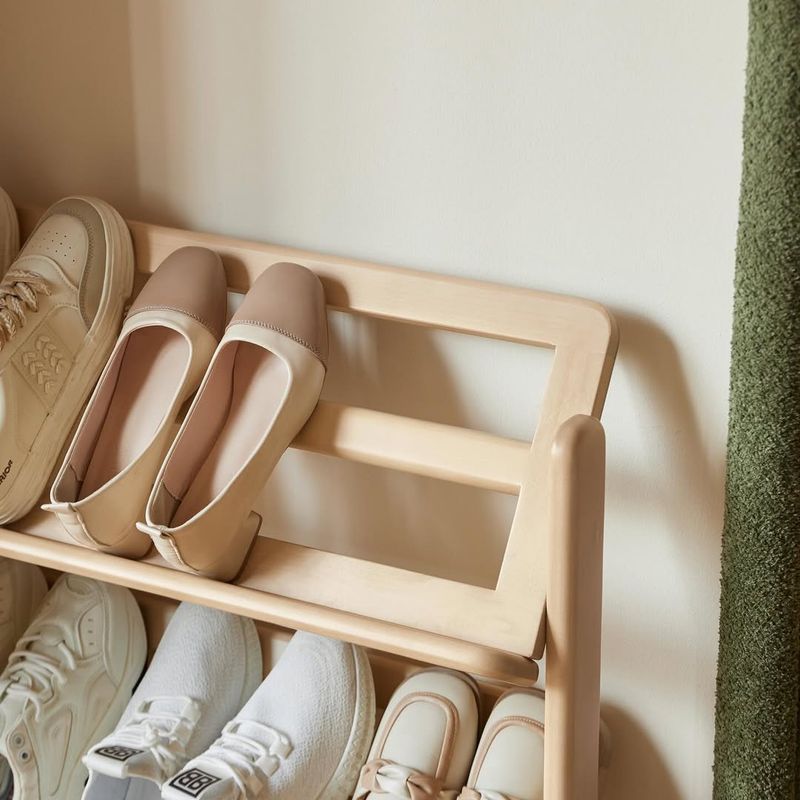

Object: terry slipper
[138,261,328,581]
[44,247,227,557]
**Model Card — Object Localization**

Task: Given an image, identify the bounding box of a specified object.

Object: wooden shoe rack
[0,206,618,800]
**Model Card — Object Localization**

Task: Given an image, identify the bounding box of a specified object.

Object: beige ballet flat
[44,246,227,557]
[138,261,328,581]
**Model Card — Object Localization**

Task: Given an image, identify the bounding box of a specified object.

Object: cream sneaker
[457,690,545,800]
[163,632,375,800]
[354,668,479,800]
[0,559,46,671]
[0,197,134,524]
[0,189,18,277]
[139,262,328,581]
[83,602,262,800]
[44,247,227,557]
[0,574,146,800]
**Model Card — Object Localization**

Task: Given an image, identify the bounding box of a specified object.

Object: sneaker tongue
[83,743,164,783]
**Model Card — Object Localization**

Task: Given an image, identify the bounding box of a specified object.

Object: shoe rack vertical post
[545,414,606,800]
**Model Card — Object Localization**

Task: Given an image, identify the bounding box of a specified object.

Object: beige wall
[0,1,748,797]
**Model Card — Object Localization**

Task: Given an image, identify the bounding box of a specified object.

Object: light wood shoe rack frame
[1,207,618,800]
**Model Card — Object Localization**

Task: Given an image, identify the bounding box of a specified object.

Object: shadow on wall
[0,0,139,211]
[602,703,682,800]
[602,309,725,800]
[255,311,523,589]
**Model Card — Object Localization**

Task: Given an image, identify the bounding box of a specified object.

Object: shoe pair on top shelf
[0,188,327,581]
[0,558,375,800]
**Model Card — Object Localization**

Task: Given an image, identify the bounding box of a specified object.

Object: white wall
[0,1,748,797]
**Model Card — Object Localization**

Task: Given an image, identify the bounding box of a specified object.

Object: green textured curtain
[714,1,800,798]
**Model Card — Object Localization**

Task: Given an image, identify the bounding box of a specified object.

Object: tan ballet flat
[138,261,328,581]
[45,247,227,557]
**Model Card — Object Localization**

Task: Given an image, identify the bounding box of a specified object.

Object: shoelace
[1,632,77,719]
[110,697,201,776]
[356,759,457,800]
[199,720,292,798]
[0,270,50,349]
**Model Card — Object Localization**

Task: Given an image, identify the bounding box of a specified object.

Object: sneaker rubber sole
[318,643,377,800]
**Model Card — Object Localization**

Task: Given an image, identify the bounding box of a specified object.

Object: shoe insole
[79,328,189,500]
[173,343,287,526]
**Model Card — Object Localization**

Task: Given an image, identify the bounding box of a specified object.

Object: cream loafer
[458,690,545,800]
[139,261,328,580]
[355,668,480,799]
[45,247,227,556]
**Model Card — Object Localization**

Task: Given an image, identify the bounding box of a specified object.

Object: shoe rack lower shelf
[0,509,538,687]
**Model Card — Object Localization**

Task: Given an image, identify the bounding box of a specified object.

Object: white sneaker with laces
[83,602,262,800]
[0,196,134,523]
[163,631,376,800]
[0,574,146,800]
[0,189,18,277]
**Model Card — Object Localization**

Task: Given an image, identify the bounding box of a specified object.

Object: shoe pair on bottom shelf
[45,242,328,582]
[84,605,375,800]
[355,669,546,800]
[0,558,375,800]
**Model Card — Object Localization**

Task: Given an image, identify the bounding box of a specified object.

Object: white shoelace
[199,720,291,798]
[109,697,201,776]
[1,632,77,718]
[0,270,50,349]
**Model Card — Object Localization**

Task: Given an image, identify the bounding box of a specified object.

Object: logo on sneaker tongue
[168,768,221,797]
[95,745,144,762]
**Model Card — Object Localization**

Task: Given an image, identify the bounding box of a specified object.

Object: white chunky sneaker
[83,602,262,800]
[0,196,134,524]
[163,632,376,800]
[354,668,480,800]
[0,189,18,278]
[0,574,146,800]
[0,559,47,671]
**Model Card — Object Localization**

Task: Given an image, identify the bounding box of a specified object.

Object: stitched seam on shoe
[232,319,326,362]
[127,304,218,339]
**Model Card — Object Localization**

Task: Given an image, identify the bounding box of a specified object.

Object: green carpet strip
[714,2,800,798]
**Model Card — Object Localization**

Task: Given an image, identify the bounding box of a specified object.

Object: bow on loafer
[357,759,454,800]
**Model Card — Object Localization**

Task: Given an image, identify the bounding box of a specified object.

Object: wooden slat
[18,207,618,378]
[294,401,529,494]
[0,526,538,686]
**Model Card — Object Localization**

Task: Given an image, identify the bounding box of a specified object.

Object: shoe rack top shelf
[2,207,618,688]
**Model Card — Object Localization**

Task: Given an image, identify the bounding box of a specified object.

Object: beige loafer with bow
[355,668,480,800]
[457,689,545,800]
